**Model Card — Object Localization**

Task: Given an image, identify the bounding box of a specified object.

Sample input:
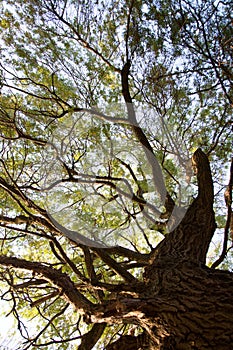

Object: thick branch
[104,246,150,263]
[78,323,106,350]
[148,149,216,266]
[92,248,139,284]
[0,255,92,312]
[30,290,59,307]
[121,61,172,207]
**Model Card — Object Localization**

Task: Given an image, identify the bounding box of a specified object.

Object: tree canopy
[0,0,232,349]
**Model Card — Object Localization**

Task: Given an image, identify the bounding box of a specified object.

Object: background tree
[0,0,232,349]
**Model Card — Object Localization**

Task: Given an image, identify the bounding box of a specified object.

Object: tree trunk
[90,260,233,349]
[143,262,233,349]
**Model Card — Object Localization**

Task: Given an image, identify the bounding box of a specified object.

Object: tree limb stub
[147,148,216,268]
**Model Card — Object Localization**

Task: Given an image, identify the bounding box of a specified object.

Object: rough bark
[87,259,233,349]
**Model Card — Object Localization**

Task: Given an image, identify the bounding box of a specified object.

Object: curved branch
[0,255,93,312]
[49,239,88,282]
[121,61,171,207]
[104,246,150,263]
[92,248,139,284]
[44,175,161,217]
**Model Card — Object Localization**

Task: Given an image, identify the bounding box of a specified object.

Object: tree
[0,0,232,348]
